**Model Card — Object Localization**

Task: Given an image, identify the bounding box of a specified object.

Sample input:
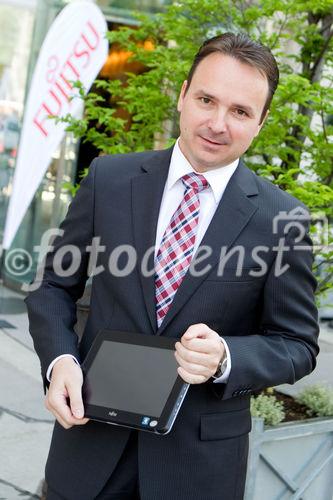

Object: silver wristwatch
[212,339,228,379]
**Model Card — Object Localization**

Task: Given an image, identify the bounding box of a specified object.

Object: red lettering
[34,21,102,138]
[59,71,73,90]
[44,89,62,116]
[73,39,90,68]
[33,105,49,137]
[54,80,71,101]
[33,90,63,136]
[81,21,100,51]
[62,55,80,79]
[46,55,59,84]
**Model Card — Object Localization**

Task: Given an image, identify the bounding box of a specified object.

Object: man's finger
[182,323,212,340]
[51,408,73,430]
[47,392,89,427]
[48,390,76,423]
[46,392,73,428]
[180,336,218,354]
[52,404,89,428]
[46,356,90,427]
[175,341,212,362]
[181,324,220,350]
[47,375,88,424]
[177,366,207,385]
[174,351,211,375]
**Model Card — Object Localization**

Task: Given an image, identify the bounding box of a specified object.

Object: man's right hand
[45,357,89,429]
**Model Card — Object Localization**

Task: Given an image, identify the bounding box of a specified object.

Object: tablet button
[149,420,158,427]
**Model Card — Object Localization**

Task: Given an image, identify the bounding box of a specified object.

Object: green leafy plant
[61,0,333,296]
[250,393,285,426]
[296,384,333,417]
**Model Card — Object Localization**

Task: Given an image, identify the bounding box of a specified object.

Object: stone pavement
[0,286,53,500]
[0,284,332,500]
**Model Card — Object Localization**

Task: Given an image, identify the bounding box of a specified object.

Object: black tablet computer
[81,330,189,435]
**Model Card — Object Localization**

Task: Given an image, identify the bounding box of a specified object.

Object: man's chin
[179,139,233,170]
[194,150,234,171]
[193,158,231,172]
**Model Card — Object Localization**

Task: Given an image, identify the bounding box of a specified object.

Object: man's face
[177,53,269,172]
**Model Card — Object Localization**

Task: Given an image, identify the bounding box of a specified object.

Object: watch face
[218,357,228,376]
[213,357,227,378]
[221,357,228,370]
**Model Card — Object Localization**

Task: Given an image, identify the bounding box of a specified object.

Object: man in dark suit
[26,33,319,500]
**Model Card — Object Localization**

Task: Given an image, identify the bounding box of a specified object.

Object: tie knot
[182,172,209,193]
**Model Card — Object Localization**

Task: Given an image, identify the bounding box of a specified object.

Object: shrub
[296,384,333,417]
[250,393,285,426]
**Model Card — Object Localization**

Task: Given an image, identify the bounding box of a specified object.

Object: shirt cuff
[46,354,80,382]
[213,337,231,384]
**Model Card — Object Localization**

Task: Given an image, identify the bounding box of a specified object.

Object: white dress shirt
[47,140,239,383]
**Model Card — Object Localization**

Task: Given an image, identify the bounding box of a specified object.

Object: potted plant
[245,386,333,499]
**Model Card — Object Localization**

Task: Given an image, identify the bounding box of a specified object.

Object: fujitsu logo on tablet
[108,410,118,417]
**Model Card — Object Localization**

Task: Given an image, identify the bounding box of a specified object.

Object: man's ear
[177,80,188,112]
[255,109,269,136]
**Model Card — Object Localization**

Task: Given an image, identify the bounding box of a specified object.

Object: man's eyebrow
[194,90,216,99]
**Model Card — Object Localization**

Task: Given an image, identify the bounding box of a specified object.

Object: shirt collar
[167,139,239,204]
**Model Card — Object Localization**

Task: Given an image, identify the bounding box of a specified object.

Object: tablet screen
[84,340,179,417]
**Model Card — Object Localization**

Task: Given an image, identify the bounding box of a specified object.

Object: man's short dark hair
[185,32,279,123]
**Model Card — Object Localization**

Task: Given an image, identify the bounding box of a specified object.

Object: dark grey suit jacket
[26,147,319,500]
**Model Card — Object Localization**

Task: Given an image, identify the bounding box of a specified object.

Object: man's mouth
[199,136,229,146]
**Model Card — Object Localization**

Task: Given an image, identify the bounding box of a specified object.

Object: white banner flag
[3,1,108,249]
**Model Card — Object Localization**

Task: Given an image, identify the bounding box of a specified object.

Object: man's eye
[200,97,211,104]
[235,109,247,116]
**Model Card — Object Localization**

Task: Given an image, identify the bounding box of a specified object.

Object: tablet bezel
[81,330,189,435]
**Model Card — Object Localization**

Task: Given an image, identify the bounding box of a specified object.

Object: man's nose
[207,109,228,133]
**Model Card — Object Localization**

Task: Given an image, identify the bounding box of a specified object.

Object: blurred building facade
[0,0,171,289]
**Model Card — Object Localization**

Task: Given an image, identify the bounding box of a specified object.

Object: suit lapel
[131,147,173,333]
[156,160,259,336]
[132,152,260,336]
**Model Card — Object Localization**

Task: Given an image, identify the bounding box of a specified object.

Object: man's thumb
[183,330,198,341]
[68,384,84,419]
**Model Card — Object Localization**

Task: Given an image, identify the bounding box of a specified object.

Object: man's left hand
[175,324,225,384]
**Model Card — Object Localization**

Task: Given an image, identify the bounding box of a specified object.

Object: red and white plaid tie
[155,172,209,327]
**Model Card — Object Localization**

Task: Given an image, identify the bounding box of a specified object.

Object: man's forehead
[192,52,267,79]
